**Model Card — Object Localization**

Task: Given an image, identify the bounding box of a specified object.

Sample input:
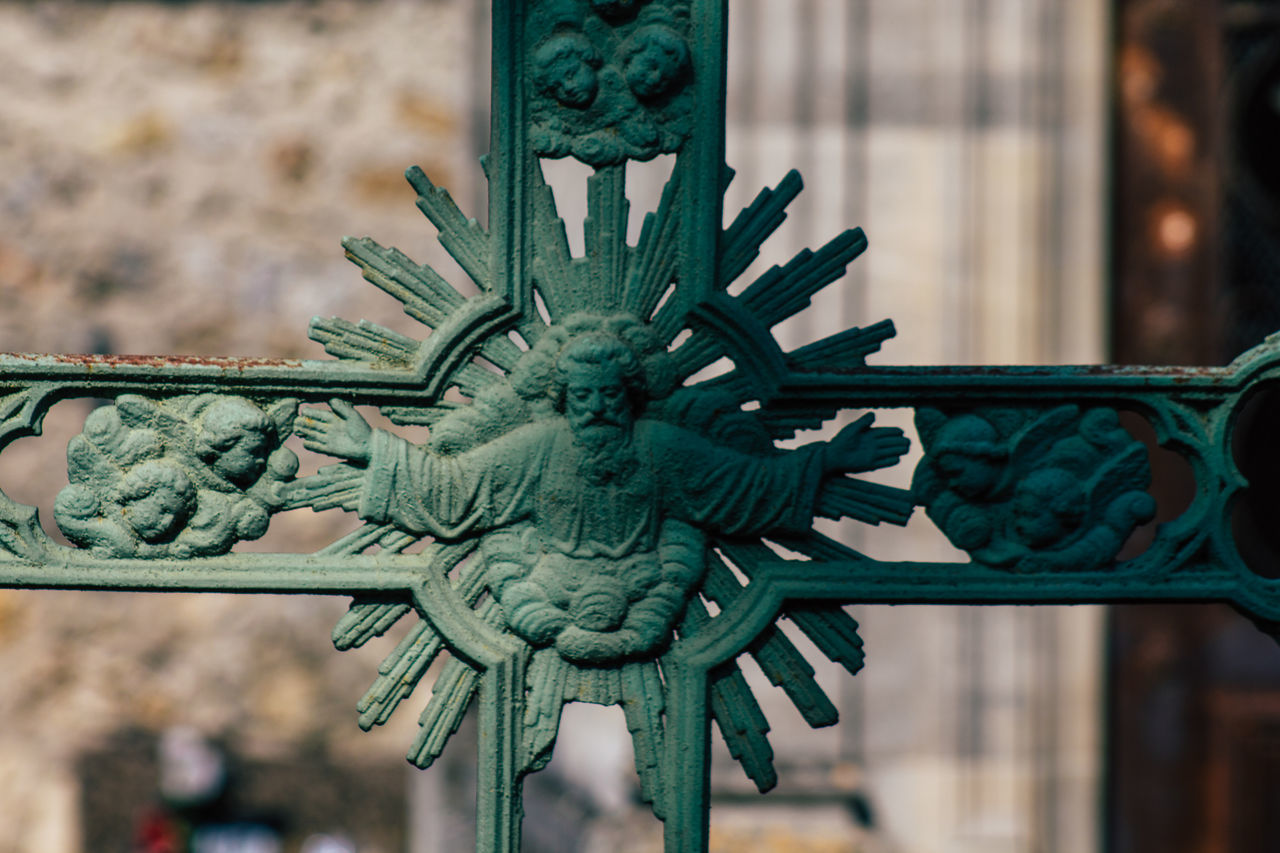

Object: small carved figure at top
[618,24,690,101]
[294,312,909,664]
[54,395,298,558]
[914,406,1157,572]
[527,0,693,164]
[533,33,604,109]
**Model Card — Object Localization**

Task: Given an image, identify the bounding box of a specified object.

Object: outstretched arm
[823,412,910,475]
[295,399,373,465]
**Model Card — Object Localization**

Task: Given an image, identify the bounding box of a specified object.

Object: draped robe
[356,418,826,551]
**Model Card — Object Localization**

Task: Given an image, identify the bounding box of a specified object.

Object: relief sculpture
[1,4,1276,851]
[291,300,911,783]
[293,310,907,716]
[913,405,1157,572]
[286,145,923,799]
[54,395,298,557]
[529,0,693,164]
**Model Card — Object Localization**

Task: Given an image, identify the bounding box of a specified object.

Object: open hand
[824,412,910,474]
[294,399,373,464]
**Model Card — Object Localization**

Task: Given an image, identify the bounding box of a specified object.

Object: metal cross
[2,3,1277,851]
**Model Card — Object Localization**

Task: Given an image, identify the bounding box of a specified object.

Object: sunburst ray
[309,317,420,367]
[623,159,684,321]
[521,650,571,773]
[339,236,465,329]
[717,540,867,676]
[529,161,578,322]
[786,319,896,371]
[719,169,804,290]
[410,653,480,769]
[709,661,777,792]
[621,661,668,817]
[702,554,838,728]
[405,166,492,292]
[358,619,445,730]
[817,476,915,527]
[682,596,778,791]
[738,228,868,330]
[408,596,505,769]
[332,599,412,650]
[787,605,866,677]
[357,543,484,730]
[584,164,631,311]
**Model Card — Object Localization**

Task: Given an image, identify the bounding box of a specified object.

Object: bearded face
[563,359,638,483]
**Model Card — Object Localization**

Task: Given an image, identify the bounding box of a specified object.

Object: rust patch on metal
[41,353,303,369]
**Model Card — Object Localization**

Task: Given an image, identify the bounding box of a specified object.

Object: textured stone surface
[0,2,471,850]
[0,0,473,358]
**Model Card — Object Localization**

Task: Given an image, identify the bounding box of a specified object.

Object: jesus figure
[296,313,909,664]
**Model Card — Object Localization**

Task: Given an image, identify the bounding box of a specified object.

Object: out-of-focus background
[1,0,1278,851]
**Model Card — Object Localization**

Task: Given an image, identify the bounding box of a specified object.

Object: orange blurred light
[1151,203,1198,255]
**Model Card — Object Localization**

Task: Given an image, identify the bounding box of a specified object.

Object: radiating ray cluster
[293,155,914,793]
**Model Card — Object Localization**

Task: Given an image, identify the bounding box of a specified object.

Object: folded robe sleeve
[356,420,824,542]
[357,426,547,538]
[650,423,825,536]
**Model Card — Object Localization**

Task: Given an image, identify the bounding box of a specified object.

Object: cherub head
[195,398,272,489]
[1012,467,1086,548]
[618,24,690,101]
[932,415,1006,499]
[113,461,196,543]
[533,33,604,109]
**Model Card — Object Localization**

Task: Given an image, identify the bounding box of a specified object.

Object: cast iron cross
[2,2,1277,851]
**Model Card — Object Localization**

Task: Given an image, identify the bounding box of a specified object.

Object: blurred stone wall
[0,2,476,850]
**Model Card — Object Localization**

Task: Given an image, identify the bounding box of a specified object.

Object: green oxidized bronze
[293,301,908,789]
[914,405,1156,572]
[56,395,299,558]
[2,1,1280,851]
[529,0,693,164]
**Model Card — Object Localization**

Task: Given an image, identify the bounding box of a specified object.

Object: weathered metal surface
[1,2,1279,851]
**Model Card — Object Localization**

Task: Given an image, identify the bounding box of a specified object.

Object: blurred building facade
[1110,2,1280,852]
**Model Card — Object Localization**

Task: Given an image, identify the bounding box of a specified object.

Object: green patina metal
[1,1,1278,850]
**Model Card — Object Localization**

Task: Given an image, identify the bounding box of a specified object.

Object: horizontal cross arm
[0,552,423,595]
[675,558,1280,671]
